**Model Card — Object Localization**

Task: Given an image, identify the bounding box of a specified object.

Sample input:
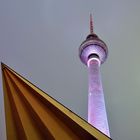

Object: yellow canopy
[1,63,111,140]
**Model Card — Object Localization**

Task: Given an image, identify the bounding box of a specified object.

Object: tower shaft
[88,57,110,136]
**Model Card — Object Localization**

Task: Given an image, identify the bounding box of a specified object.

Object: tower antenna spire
[90,14,94,34]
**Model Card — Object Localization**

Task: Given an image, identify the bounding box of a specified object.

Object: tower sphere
[79,34,108,65]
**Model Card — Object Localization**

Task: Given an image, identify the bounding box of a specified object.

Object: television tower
[79,14,110,136]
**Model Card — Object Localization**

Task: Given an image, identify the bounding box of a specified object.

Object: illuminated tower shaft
[88,57,110,136]
[79,15,110,136]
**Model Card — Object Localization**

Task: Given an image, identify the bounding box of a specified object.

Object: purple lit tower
[79,15,110,136]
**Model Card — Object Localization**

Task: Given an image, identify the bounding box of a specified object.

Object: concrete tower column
[88,57,110,136]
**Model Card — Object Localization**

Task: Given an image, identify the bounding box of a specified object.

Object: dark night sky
[1,0,140,139]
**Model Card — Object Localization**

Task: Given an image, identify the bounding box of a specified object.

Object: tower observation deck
[79,15,110,137]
